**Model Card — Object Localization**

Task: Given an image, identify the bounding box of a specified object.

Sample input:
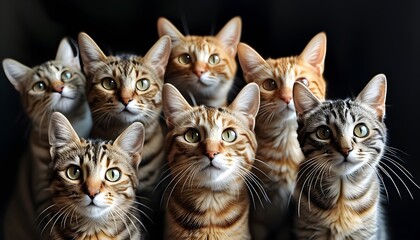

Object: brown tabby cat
[157,16,242,107]
[237,32,327,240]
[2,37,92,240]
[292,74,389,239]
[42,111,145,240]
[161,82,260,240]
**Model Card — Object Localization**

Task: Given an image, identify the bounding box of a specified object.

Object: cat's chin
[82,205,109,219]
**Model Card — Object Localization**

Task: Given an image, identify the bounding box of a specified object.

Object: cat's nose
[120,97,133,106]
[340,147,353,157]
[281,96,292,104]
[52,82,64,93]
[206,151,219,160]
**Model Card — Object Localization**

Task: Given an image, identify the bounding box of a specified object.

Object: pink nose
[206,151,219,160]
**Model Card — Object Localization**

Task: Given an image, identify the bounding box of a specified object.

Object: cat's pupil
[102,77,117,90]
[32,81,46,92]
[316,126,331,139]
[221,128,237,142]
[105,168,121,182]
[354,123,369,138]
[178,53,192,64]
[208,54,220,65]
[262,79,277,91]
[66,165,81,180]
[184,128,200,143]
[61,70,72,81]
[136,78,150,91]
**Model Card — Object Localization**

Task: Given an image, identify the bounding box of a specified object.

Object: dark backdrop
[1,0,419,239]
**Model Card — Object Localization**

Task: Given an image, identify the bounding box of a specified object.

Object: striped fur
[292,74,388,239]
[2,38,92,240]
[237,32,327,240]
[157,16,241,107]
[161,83,260,240]
[41,112,144,240]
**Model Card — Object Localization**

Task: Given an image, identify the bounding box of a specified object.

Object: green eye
[61,70,73,81]
[221,128,237,142]
[32,81,47,92]
[208,54,220,65]
[136,78,150,91]
[354,123,369,138]
[178,54,192,64]
[184,129,200,143]
[102,77,117,90]
[316,126,331,140]
[105,168,121,182]
[66,165,82,180]
[262,79,277,91]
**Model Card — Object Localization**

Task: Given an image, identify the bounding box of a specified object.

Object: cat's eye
[184,128,200,143]
[32,81,47,92]
[262,79,277,91]
[297,77,309,86]
[61,70,73,82]
[102,77,117,90]
[221,128,237,142]
[354,123,369,138]
[66,165,82,180]
[316,126,331,140]
[208,54,220,65]
[178,54,192,65]
[136,78,150,91]
[105,168,121,182]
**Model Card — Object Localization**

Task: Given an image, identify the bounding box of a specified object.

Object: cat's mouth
[203,163,221,171]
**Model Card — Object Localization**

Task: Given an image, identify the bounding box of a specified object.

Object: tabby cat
[41,111,145,240]
[2,37,92,240]
[292,74,388,239]
[161,82,260,240]
[78,32,171,194]
[157,16,242,107]
[237,32,327,239]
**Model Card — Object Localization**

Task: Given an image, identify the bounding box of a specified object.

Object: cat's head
[293,74,387,176]
[157,17,241,104]
[48,112,144,220]
[237,32,327,125]
[2,37,86,126]
[162,82,259,191]
[78,32,171,126]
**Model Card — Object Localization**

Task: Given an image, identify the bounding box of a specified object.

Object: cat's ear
[356,73,387,121]
[78,32,107,72]
[293,81,322,116]
[237,42,269,83]
[49,112,81,150]
[162,83,192,129]
[299,32,327,75]
[55,37,81,70]
[216,16,242,57]
[142,35,172,80]
[114,122,145,168]
[2,58,32,92]
[228,82,260,130]
[157,17,184,45]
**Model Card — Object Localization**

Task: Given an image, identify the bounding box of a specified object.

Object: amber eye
[316,126,331,140]
[66,165,82,180]
[136,78,150,91]
[102,77,117,90]
[354,123,369,138]
[105,168,121,182]
[297,77,309,86]
[184,128,200,143]
[221,128,237,142]
[208,54,220,65]
[262,79,277,91]
[32,81,47,92]
[61,70,73,82]
[178,54,192,64]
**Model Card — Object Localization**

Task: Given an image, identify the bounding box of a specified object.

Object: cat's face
[293,74,387,176]
[157,17,241,100]
[78,33,171,126]
[163,83,259,191]
[2,38,86,126]
[238,32,327,125]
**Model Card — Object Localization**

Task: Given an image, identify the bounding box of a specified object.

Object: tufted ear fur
[228,82,260,130]
[299,32,327,75]
[355,74,387,121]
[293,81,322,117]
[162,83,193,129]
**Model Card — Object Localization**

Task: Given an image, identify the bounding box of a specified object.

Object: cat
[2,37,92,240]
[40,111,145,240]
[161,82,260,240]
[237,32,327,239]
[292,74,389,239]
[157,16,242,107]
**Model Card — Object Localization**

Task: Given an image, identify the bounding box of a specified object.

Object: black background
[1,0,419,239]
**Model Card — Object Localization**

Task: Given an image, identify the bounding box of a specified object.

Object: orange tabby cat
[237,32,327,240]
[157,16,242,107]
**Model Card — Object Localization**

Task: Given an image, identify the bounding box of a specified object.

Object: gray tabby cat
[2,37,92,240]
[41,112,145,240]
[292,74,389,239]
